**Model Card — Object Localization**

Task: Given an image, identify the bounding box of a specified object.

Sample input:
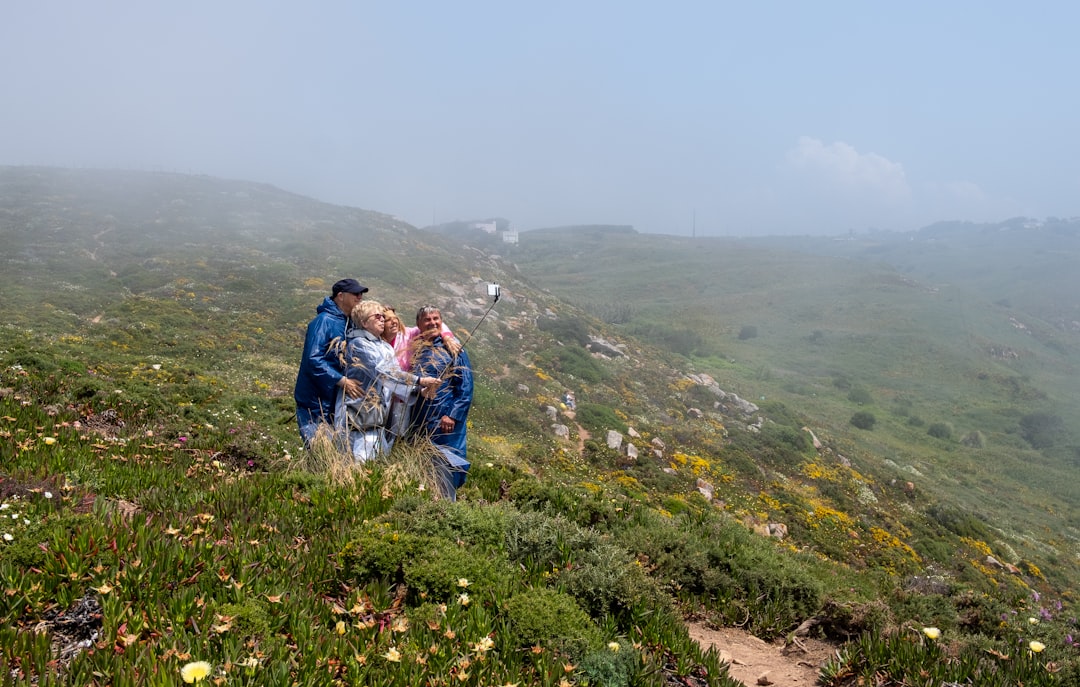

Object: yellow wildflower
[1029,640,1046,653]
[180,661,212,683]
[922,627,941,640]
[383,647,402,662]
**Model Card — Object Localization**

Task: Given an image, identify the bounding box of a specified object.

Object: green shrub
[537,345,608,383]
[214,599,273,638]
[847,387,873,405]
[554,541,672,618]
[576,402,627,434]
[927,422,952,439]
[338,524,425,581]
[575,644,639,687]
[403,537,512,601]
[392,499,512,551]
[537,316,590,346]
[1019,411,1064,449]
[737,325,758,340]
[850,411,876,430]
[503,510,599,572]
[504,587,601,657]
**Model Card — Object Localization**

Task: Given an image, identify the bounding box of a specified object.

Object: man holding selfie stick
[412,304,474,501]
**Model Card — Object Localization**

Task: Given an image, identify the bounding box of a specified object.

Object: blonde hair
[351,299,385,326]
[382,307,401,327]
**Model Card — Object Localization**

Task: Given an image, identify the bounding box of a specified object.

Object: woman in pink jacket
[381,307,460,370]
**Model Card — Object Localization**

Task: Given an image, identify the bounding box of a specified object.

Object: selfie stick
[458,283,501,348]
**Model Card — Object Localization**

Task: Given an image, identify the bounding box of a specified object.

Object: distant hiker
[381,305,461,371]
[293,278,368,446]
[564,390,576,410]
[411,305,474,500]
[334,300,439,461]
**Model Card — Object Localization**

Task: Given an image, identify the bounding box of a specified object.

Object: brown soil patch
[687,622,837,687]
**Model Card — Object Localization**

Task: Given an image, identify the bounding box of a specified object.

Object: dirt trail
[562,409,589,457]
[687,622,836,687]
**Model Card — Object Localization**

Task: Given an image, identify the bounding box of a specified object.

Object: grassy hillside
[2,168,1077,686]
[509,225,1080,549]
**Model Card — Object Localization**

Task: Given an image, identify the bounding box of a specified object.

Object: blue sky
[3,2,1078,235]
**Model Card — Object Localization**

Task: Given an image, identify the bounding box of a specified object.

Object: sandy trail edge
[687,622,837,687]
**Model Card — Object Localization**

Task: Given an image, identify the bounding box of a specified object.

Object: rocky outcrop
[685,374,759,418]
[606,430,623,450]
[587,336,626,358]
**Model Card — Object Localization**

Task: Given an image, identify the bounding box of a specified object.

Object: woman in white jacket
[333,300,438,461]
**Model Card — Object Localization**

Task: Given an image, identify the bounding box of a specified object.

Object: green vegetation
[1,167,1077,685]
[850,411,876,430]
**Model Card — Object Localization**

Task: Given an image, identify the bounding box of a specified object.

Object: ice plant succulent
[922,627,941,640]
[1029,640,1046,653]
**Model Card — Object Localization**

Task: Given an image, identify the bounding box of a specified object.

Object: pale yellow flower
[335,620,346,635]
[608,641,621,652]
[391,617,409,633]
[43,437,57,445]
[1029,640,1046,653]
[458,592,470,606]
[180,661,212,683]
[383,647,402,662]
[1028,617,1040,625]
[457,577,471,588]
[922,627,941,640]
[472,636,495,653]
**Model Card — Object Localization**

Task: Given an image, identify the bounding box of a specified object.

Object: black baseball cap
[331,278,369,297]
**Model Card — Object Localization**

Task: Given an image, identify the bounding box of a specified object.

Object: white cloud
[784,137,910,203]
[939,180,987,203]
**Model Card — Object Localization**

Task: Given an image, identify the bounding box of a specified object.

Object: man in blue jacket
[412,305,473,500]
[294,278,368,446]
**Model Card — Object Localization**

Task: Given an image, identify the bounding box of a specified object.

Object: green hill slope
[2,167,1077,685]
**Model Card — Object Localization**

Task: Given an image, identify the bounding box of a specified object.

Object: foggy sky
[3,2,1079,236]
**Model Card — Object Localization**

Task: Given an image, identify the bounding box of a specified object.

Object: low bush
[504,587,602,658]
[927,422,952,439]
[850,411,876,430]
[847,387,873,405]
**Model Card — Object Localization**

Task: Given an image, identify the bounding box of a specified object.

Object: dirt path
[687,622,836,687]
[562,409,590,457]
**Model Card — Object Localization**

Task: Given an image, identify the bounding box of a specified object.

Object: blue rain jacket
[294,297,349,420]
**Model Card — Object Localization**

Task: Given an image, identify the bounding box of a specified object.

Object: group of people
[293,278,474,500]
